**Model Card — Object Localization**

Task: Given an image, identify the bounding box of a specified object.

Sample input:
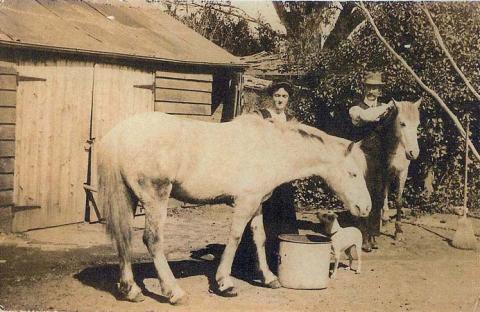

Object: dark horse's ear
[345,141,355,156]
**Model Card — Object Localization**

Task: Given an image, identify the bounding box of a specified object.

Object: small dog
[316,211,362,279]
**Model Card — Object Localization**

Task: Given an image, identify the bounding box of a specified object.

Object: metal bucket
[278,234,331,289]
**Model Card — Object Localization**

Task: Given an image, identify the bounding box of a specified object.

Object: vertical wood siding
[12,60,93,231]
[0,65,17,209]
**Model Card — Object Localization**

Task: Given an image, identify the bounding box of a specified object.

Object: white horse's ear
[414,98,422,108]
[345,141,355,156]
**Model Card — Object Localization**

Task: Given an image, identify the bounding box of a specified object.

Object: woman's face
[272,87,289,111]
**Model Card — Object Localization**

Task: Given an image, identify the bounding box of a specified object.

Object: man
[349,71,393,252]
[348,71,393,141]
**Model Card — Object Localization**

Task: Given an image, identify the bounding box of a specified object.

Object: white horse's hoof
[169,289,188,305]
[117,282,145,302]
[267,279,281,289]
[216,286,238,297]
[395,232,404,241]
[214,277,238,297]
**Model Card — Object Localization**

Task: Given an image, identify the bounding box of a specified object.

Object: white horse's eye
[349,172,357,178]
[400,122,406,127]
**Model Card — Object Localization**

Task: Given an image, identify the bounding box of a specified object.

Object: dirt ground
[0,204,479,312]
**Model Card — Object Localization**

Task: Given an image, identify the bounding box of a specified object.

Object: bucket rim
[278,234,331,244]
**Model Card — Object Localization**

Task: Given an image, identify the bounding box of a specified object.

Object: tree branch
[357,1,480,163]
[421,4,480,103]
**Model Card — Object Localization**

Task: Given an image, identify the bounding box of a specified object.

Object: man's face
[272,88,289,111]
[365,84,382,101]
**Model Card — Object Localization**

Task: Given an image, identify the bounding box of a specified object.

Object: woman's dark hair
[267,81,293,97]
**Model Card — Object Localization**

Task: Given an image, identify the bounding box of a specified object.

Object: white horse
[97,112,371,304]
[355,99,421,250]
[381,99,421,241]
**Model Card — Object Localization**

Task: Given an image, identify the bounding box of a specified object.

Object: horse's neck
[361,123,399,158]
[271,133,337,184]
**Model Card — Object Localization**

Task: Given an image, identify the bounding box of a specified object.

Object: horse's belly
[170,182,236,206]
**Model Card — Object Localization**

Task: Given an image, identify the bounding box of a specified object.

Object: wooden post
[232,71,244,117]
[463,116,469,212]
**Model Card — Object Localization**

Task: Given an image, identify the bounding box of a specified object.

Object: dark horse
[356,99,421,251]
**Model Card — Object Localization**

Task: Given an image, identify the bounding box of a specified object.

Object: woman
[233,81,299,277]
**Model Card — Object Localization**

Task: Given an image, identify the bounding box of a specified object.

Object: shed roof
[0,0,244,68]
[239,51,305,77]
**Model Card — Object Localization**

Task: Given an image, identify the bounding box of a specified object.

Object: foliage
[287,2,480,212]
[163,1,282,56]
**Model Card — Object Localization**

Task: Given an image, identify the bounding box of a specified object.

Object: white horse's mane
[235,113,329,144]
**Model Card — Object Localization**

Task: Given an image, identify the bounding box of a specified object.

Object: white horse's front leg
[215,197,259,296]
[394,169,408,241]
[250,212,281,288]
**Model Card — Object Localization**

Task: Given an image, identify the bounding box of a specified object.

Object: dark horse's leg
[394,169,408,241]
[361,171,386,252]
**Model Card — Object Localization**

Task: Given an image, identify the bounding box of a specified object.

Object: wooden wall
[0,63,16,232]
[154,71,213,116]
[0,51,243,231]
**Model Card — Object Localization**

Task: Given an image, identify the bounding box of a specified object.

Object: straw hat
[364,71,385,85]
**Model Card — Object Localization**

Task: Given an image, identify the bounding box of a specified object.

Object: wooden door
[91,64,154,142]
[12,60,93,231]
[88,64,154,221]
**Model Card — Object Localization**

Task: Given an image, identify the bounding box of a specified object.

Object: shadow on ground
[74,244,236,301]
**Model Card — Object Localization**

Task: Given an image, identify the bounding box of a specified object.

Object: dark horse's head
[390,99,422,160]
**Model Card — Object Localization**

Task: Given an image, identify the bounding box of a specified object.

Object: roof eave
[0,40,248,70]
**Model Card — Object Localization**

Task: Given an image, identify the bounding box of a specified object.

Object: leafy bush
[287,2,480,213]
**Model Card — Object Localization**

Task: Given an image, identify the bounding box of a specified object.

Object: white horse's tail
[97,140,136,262]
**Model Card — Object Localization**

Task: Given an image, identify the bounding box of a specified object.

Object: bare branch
[421,4,480,103]
[357,1,480,163]
[161,0,263,24]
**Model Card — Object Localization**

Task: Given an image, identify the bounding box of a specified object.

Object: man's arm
[349,102,393,126]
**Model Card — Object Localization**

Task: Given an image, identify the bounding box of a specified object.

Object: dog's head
[316,211,338,225]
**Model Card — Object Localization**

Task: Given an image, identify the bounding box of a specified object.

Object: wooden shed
[0,0,245,232]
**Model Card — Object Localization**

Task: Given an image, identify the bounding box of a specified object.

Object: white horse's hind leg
[250,212,280,288]
[117,244,144,302]
[141,183,186,305]
[215,197,260,296]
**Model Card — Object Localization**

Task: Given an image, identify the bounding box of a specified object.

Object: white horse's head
[392,99,421,160]
[326,141,371,217]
